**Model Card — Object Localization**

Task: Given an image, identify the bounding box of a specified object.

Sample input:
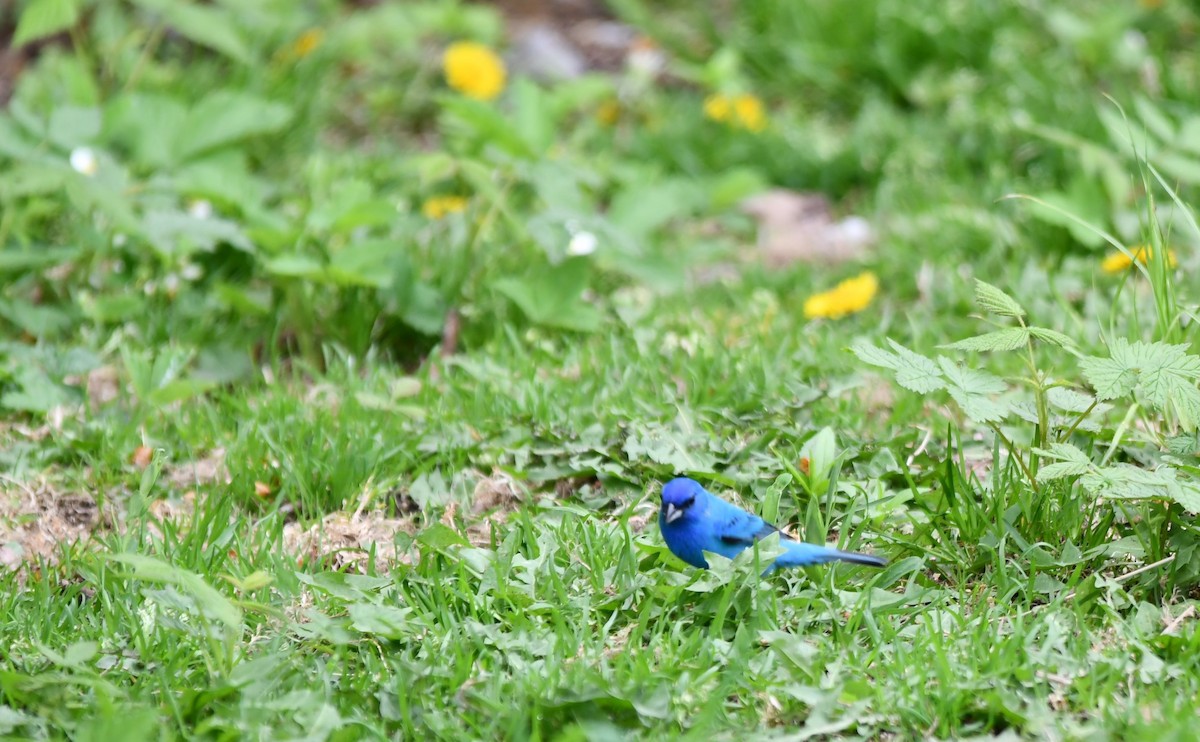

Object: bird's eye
[682,496,695,507]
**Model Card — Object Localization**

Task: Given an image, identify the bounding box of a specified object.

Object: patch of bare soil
[0,477,110,570]
[283,510,419,573]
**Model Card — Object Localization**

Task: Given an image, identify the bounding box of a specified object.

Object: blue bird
[658,477,886,573]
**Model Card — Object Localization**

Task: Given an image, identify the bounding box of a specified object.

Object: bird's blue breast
[660,512,754,568]
[658,514,712,568]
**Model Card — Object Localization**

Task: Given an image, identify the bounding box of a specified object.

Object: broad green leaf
[1025,185,1109,247]
[1,365,74,413]
[0,246,79,272]
[106,553,242,631]
[1178,116,1200,156]
[760,473,792,526]
[940,327,1029,352]
[800,427,838,484]
[176,91,293,162]
[609,178,706,239]
[973,280,1025,318]
[135,0,253,64]
[0,298,74,336]
[62,640,99,667]
[1134,95,1176,143]
[348,603,415,640]
[265,254,325,279]
[105,92,189,169]
[146,378,217,407]
[417,523,469,552]
[47,105,100,149]
[327,240,399,288]
[13,0,79,46]
[141,210,254,257]
[439,96,534,160]
[512,78,555,156]
[494,258,602,333]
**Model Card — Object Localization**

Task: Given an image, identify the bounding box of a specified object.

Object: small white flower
[627,40,665,78]
[566,230,598,256]
[69,147,98,177]
[181,263,203,281]
[113,234,128,248]
[187,199,213,220]
[835,216,874,244]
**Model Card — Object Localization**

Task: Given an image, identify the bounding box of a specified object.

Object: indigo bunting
[658,477,886,572]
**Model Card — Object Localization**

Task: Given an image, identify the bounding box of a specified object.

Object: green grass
[2,0,1200,738]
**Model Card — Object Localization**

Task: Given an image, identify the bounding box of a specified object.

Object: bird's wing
[707,495,793,548]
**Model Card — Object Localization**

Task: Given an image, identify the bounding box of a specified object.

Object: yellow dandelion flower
[291,29,324,59]
[704,93,767,132]
[442,42,506,101]
[803,272,879,319]
[703,94,732,123]
[596,99,622,126]
[732,94,767,132]
[1101,246,1178,274]
[422,196,468,220]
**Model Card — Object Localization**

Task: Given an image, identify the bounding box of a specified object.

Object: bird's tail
[775,541,887,569]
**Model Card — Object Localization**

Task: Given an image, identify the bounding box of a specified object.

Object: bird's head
[660,477,706,525]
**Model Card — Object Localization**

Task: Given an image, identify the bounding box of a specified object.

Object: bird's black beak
[664,503,682,523]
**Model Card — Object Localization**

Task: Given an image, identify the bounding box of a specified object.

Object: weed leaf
[973,280,1026,318]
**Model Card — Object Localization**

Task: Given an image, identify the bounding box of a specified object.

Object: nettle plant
[852,279,1200,516]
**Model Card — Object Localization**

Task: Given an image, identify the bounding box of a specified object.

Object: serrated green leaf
[937,358,1007,395]
[1081,339,1200,430]
[938,358,1008,423]
[1170,477,1200,513]
[1079,355,1137,401]
[1080,464,1178,502]
[1028,327,1076,349]
[1046,387,1105,414]
[1166,433,1200,457]
[1037,461,1093,481]
[849,340,899,370]
[941,327,1030,352]
[1035,442,1093,465]
[1033,443,1093,481]
[974,280,1025,318]
[13,0,79,46]
[947,387,1009,423]
[886,340,946,394]
[1169,385,1200,432]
